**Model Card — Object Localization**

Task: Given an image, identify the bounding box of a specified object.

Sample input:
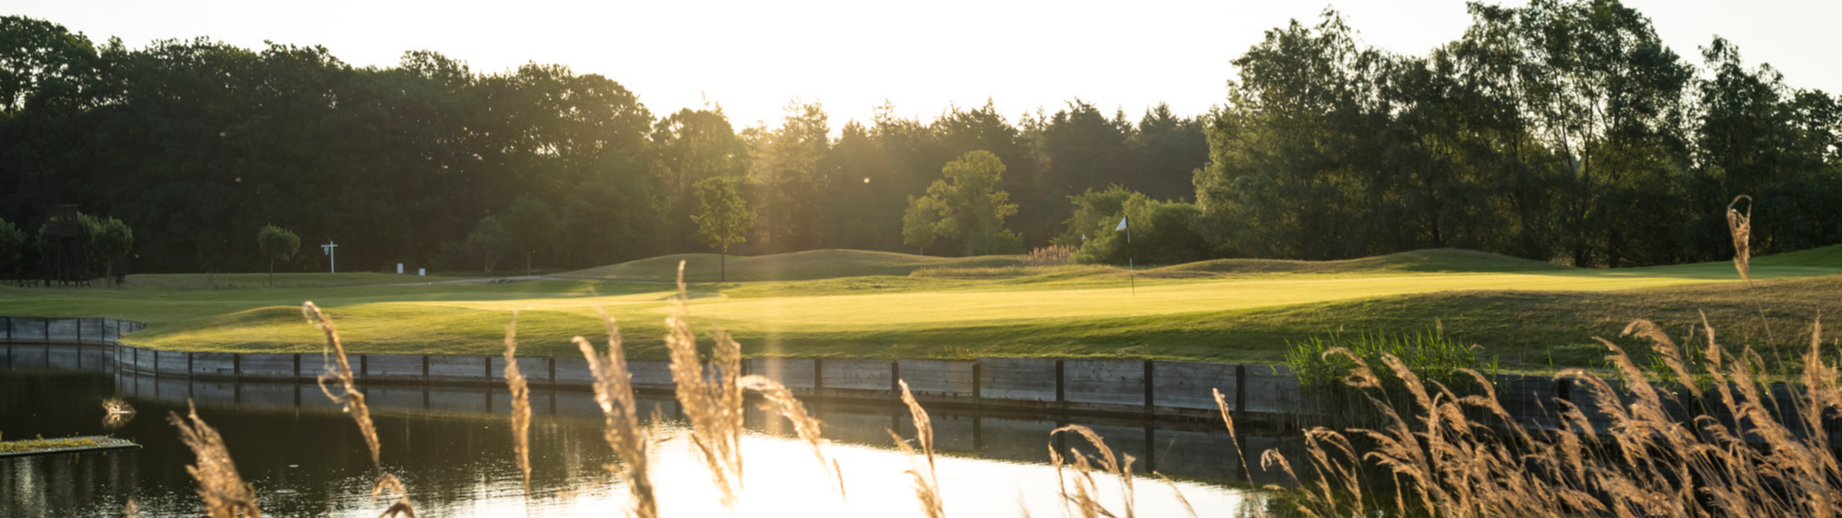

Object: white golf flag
[1115,216,1128,231]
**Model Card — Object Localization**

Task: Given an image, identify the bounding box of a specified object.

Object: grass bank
[1,248,1838,373]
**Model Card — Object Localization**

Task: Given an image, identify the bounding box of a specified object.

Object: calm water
[1,367,1295,517]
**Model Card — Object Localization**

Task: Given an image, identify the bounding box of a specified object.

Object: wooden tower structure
[42,205,91,286]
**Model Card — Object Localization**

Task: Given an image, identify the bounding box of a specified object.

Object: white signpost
[321,241,338,274]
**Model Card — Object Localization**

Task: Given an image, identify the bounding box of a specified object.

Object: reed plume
[889,380,943,518]
[169,401,261,518]
[574,310,657,518]
[661,260,747,507]
[1729,194,1781,352]
[303,301,415,517]
[1048,424,1137,518]
[654,260,846,508]
[1266,316,1842,518]
[1727,195,1754,281]
[740,374,845,496]
[502,312,533,491]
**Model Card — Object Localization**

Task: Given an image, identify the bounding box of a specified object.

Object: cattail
[169,401,261,518]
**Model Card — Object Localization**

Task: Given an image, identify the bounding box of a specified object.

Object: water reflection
[1,368,1299,517]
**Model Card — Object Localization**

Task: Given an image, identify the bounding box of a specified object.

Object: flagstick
[1129,257,1135,295]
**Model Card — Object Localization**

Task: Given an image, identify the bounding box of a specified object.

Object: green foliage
[746,101,830,253]
[901,196,939,255]
[0,218,24,278]
[903,150,1021,256]
[1054,185,1137,247]
[692,176,754,256]
[85,216,132,279]
[654,108,751,251]
[460,216,513,272]
[1,3,1839,273]
[1064,188,1209,266]
[503,196,559,268]
[256,225,299,285]
[1285,328,1488,390]
[256,225,299,264]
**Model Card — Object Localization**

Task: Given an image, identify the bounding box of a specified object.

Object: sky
[5,0,1840,129]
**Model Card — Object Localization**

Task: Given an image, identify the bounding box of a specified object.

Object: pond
[1,366,1299,517]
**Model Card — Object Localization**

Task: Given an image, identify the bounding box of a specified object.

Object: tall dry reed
[169,401,261,518]
[502,312,533,491]
[890,380,943,518]
[574,310,658,518]
[303,301,416,517]
[660,261,747,507]
[1268,317,1842,518]
[656,260,843,507]
[1049,424,1139,518]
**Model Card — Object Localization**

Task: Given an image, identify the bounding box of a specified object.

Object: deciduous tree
[255,225,298,286]
[692,176,754,282]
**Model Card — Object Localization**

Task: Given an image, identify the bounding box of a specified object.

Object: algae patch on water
[0,435,140,456]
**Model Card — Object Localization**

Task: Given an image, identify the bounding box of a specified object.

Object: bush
[1070,197,1209,265]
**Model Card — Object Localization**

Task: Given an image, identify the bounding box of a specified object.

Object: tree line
[2,0,1838,277]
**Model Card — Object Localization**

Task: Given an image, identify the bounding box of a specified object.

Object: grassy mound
[1150,249,1565,277]
[563,248,1567,284]
[1753,243,1842,267]
[558,249,1026,282]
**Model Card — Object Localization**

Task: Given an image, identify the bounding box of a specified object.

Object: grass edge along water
[155,262,1842,518]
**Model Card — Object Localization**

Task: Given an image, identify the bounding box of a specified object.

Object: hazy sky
[5,0,1838,129]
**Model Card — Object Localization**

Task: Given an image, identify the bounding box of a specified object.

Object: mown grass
[1,247,1839,373]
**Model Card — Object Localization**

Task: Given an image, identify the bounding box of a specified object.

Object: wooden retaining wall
[0,315,1804,431]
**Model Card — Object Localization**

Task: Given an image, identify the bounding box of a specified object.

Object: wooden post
[813,358,825,402]
[891,360,901,399]
[972,360,983,410]
[187,351,194,376]
[293,353,302,380]
[234,353,242,381]
[1055,360,1066,411]
[1235,364,1248,425]
[1558,377,1573,403]
[548,357,557,388]
[423,355,431,385]
[1143,360,1155,413]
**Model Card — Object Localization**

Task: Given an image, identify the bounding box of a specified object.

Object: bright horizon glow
[3,0,1837,129]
